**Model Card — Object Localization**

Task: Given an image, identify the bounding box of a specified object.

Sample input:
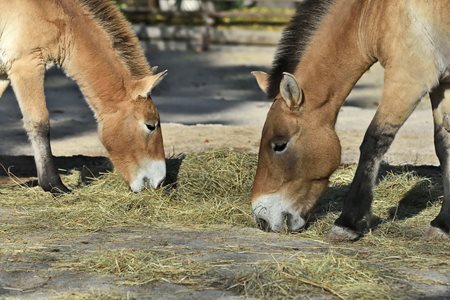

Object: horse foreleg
[9,58,69,195]
[426,82,450,240]
[0,80,9,98]
[328,73,430,241]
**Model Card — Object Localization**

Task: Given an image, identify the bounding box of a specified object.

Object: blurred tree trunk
[200,0,214,51]
[147,0,159,9]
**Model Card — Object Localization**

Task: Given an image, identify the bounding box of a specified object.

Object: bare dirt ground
[1,45,448,299]
[1,225,333,299]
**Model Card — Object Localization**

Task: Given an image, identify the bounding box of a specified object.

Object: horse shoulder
[372,1,449,89]
[0,0,68,70]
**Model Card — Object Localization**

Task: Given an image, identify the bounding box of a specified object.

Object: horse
[251,0,450,240]
[0,0,168,194]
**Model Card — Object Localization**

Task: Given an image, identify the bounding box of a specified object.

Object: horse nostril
[286,213,295,231]
[286,212,306,232]
[271,141,288,153]
[256,218,271,232]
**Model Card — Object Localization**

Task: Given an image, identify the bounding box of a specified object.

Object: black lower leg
[431,130,450,234]
[28,122,70,194]
[335,123,399,232]
[429,84,450,235]
[431,208,450,234]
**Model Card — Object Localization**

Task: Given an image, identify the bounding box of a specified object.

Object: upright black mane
[78,0,152,78]
[267,0,335,98]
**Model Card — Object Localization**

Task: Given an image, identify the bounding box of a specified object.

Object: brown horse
[0,0,168,194]
[252,0,450,240]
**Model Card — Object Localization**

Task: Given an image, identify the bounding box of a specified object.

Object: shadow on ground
[0,155,185,190]
[0,46,384,154]
[312,164,442,229]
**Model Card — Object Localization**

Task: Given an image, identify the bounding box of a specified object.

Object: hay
[0,151,256,232]
[1,150,449,299]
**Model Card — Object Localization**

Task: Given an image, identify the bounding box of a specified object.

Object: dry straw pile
[0,150,449,299]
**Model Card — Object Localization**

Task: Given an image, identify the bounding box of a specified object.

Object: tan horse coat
[0,0,168,193]
[252,0,450,239]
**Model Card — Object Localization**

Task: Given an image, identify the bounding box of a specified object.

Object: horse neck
[295,0,377,126]
[62,15,134,116]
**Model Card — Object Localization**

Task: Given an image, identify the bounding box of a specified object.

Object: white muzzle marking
[130,160,166,192]
[252,193,305,232]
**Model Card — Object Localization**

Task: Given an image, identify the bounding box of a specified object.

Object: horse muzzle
[129,160,166,192]
[252,193,306,232]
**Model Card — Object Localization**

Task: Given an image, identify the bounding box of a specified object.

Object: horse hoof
[423,226,449,241]
[42,183,71,196]
[51,185,71,196]
[327,225,360,241]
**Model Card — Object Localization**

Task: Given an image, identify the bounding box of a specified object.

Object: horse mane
[267,0,335,98]
[78,0,152,78]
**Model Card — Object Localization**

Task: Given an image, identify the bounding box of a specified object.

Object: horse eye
[145,122,158,132]
[271,141,288,153]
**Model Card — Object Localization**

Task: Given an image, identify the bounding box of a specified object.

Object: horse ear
[280,72,303,109]
[135,70,168,97]
[251,71,269,95]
